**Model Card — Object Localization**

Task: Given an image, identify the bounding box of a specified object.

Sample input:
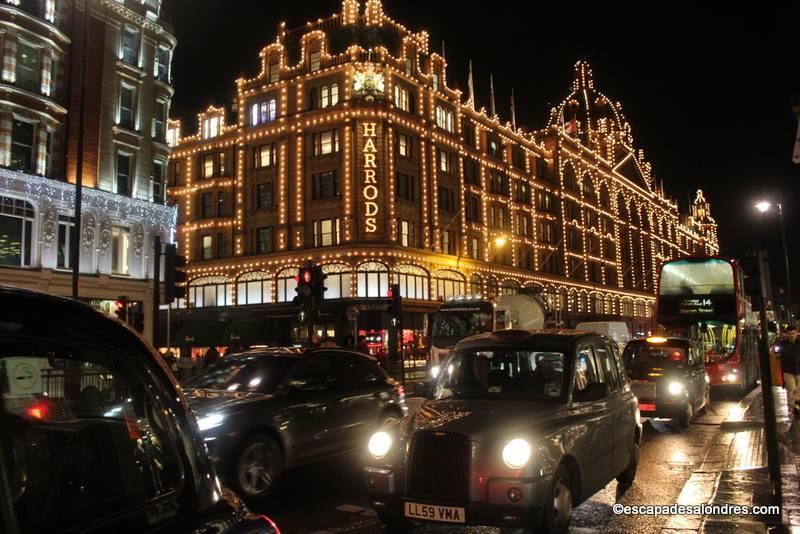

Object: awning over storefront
[173,320,227,347]
[222,319,270,346]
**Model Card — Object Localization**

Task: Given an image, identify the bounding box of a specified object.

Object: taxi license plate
[404,501,465,523]
[639,403,656,411]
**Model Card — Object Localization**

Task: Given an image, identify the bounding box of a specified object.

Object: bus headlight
[502,439,532,469]
[368,431,392,459]
[668,382,685,396]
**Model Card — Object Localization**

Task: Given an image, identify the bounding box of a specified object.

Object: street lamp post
[755,200,795,326]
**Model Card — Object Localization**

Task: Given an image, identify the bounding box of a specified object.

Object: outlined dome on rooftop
[548,61,633,146]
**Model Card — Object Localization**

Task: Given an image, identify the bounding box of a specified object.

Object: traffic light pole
[152,235,161,347]
[754,248,782,500]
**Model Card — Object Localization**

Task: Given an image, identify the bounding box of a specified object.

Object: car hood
[185,388,273,413]
[406,398,567,441]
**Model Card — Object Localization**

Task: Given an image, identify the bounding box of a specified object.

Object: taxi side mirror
[573,382,609,403]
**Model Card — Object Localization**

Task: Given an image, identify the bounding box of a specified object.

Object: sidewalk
[663,386,800,533]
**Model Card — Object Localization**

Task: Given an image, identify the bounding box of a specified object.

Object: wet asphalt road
[253,391,745,534]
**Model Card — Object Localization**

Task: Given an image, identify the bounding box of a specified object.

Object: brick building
[0,0,176,342]
[165,0,718,350]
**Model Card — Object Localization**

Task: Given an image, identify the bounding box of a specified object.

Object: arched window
[629,201,640,226]
[486,275,499,298]
[357,262,389,298]
[592,292,604,314]
[396,264,429,300]
[236,271,272,305]
[620,298,633,317]
[188,276,232,308]
[634,299,646,317]
[500,279,520,295]
[617,193,628,221]
[582,175,596,203]
[322,263,352,299]
[562,164,576,191]
[604,294,614,314]
[435,270,466,300]
[470,273,483,296]
[276,267,299,303]
[599,183,610,209]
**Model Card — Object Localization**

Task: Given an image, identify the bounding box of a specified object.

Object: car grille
[407,432,470,502]
[631,380,657,400]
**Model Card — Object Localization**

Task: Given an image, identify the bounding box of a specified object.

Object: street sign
[7,357,42,395]
[346,306,359,321]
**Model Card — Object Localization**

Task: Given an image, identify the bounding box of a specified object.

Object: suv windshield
[623,343,688,366]
[431,312,492,343]
[433,348,568,401]
[185,354,297,394]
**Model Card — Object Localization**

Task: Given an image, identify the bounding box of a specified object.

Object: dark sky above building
[163,0,800,305]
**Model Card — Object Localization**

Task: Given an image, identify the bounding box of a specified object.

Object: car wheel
[616,438,639,486]
[234,433,283,503]
[537,464,573,534]
[377,513,413,533]
[676,402,693,429]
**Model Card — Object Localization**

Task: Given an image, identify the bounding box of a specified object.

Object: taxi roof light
[646,336,668,344]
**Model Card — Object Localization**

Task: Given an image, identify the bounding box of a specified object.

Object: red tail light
[671,351,683,362]
[26,402,49,420]
[396,385,405,399]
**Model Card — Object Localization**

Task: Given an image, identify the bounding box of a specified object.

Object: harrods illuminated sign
[361,122,379,233]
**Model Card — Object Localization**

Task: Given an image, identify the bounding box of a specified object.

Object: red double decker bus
[656,257,759,390]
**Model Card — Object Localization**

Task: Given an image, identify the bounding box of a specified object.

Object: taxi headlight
[704,374,711,384]
[668,381,685,396]
[368,431,392,459]
[430,365,440,379]
[502,438,532,469]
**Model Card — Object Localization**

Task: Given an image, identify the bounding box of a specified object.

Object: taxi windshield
[433,348,568,401]
[623,343,687,366]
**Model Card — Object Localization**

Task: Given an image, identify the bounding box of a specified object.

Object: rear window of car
[623,343,687,365]
[185,354,297,393]
[0,336,181,532]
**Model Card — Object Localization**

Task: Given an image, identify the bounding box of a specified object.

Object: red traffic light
[293,275,300,283]
[387,288,394,298]
[302,270,313,284]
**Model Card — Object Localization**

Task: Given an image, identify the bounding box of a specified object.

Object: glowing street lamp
[754,197,795,326]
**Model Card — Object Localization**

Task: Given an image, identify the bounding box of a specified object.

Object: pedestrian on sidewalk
[776,326,800,413]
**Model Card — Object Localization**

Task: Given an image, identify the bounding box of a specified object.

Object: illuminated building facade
[166,0,719,348]
[0,0,176,342]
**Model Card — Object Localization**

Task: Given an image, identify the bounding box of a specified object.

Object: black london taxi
[623,336,710,428]
[0,287,279,534]
[364,329,642,534]
[186,348,407,503]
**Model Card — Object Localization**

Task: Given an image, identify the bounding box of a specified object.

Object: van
[575,321,631,352]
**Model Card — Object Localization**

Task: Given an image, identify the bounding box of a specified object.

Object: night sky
[163,1,800,307]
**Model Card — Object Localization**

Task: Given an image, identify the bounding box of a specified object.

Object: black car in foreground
[186,348,407,502]
[0,287,279,534]
[623,336,710,427]
[365,329,641,534]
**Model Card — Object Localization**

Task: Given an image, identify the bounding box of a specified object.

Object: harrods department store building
[164,0,719,349]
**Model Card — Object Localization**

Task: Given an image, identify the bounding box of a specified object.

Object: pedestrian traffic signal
[294,263,315,324]
[115,295,129,323]
[164,244,187,302]
[387,284,402,316]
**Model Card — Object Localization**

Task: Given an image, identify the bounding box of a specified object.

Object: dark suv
[0,287,279,534]
[365,329,641,534]
[186,348,407,502]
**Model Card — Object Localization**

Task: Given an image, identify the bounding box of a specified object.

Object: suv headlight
[668,381,685,396]
[197,413,225,431]
[502,438,532,469]
[368,431,392,459]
